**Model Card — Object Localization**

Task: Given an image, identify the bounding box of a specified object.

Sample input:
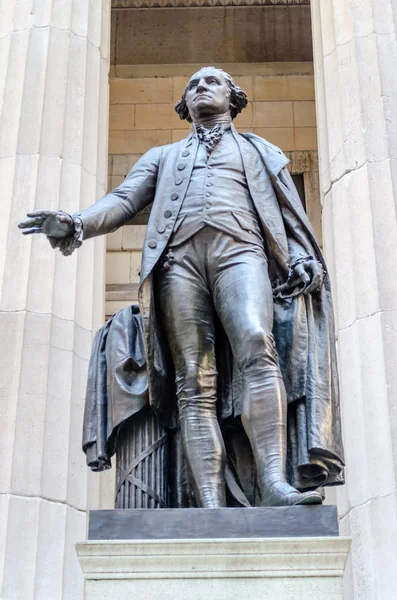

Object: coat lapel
[139,136,199,283]
[239,130,289,177]
[233,129,289,266]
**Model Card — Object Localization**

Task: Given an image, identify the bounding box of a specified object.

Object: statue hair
[174,67,248,122]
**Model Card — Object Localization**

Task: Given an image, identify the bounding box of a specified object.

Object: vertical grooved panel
[0,1,110,598]
[312,2,397,598]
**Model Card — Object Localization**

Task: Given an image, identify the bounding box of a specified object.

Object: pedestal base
[88,506,339,539]
[76,537,351,600]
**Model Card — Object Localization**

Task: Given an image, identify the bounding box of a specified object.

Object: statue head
[174,66,248,123]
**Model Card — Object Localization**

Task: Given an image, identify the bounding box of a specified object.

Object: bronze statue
[19,67,345,508]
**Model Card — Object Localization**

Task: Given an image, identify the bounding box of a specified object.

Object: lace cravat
[195,124,224,155]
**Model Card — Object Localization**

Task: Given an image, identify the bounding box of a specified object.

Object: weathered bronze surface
[88,506,339,540]
[19,67,345,509]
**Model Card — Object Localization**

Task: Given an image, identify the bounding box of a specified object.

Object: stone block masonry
[77,537,351,600]
[108,64,317,154]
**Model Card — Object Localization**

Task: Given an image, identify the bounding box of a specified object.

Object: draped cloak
[81,130,345,501]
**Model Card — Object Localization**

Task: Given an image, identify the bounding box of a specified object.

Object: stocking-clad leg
[155,241,226,507]
[209,233,321,506]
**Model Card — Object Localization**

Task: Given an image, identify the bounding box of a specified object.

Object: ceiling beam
[112,0,310,8]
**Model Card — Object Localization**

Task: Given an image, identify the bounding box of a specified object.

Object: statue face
[185,67,231,121]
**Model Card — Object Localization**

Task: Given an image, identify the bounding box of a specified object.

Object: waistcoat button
[171,193,178,201]
[175,177,183,185]
[148,239,157,249]
[164,210,172,218]
[157,224,166,233]
[182,150,190,157]
[177,163,186,171]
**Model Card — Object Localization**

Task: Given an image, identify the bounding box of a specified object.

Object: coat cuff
[48,213,84,257]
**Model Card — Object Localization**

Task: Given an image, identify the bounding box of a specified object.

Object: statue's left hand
[273,258,324,298]
[291,258,324,295]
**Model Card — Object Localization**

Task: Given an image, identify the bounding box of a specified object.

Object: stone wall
[105,62,320,317]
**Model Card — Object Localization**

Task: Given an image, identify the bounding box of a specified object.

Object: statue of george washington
[19,66,345,508]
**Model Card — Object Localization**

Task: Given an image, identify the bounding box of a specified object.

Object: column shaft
[311,1,397,598]
[0,1,110,598]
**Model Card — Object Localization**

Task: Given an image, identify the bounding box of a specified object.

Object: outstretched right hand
[18,210,75,239]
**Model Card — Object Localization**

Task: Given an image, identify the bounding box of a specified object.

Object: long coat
[79,125,345,490]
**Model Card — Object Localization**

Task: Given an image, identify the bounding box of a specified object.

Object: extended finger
[273,276,302,296]
[18,216,45,228]
[21,227,43,235]
[26,210,57,218]
[273,281,292,295]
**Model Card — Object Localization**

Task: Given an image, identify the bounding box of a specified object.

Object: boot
[241,371,323,507]
[260,480,322,506]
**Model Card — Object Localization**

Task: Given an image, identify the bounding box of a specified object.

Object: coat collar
[188,121,232,138]
[185,123,289,177]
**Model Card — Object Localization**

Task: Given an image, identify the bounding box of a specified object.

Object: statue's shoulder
[239,131,285,157]
[157,138,188,156]
[140,142,178,168]
[155,137,192,164]
[153,139,189,175]
[148,142,173,156]
[239,131,289,175]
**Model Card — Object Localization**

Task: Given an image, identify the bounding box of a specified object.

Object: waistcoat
[169,129,263,247]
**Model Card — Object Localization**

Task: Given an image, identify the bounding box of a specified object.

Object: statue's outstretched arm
[18,146,161,255]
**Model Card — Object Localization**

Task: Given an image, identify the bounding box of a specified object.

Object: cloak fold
[82,306,148,471]
[82,291,344,499]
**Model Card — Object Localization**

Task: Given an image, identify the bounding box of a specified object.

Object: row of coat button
[204,159,212,213]
[147,142,193,249]
[177,148,191,169]
[148,192,182,247]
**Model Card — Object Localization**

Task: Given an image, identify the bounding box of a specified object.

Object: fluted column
[0,1,111,598]
[311,1,397,598]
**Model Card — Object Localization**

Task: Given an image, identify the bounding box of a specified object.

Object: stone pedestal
[87,506,340,540]
[77,507,350,599]
[76,536,351,600]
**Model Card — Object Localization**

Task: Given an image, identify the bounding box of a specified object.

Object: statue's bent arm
[272,167,325,296]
